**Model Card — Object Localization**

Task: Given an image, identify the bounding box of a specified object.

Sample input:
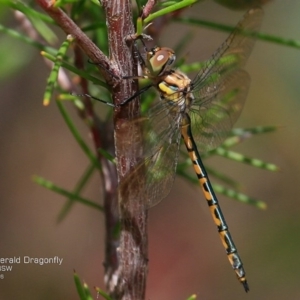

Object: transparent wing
[192,7,263,89]
[189,7,263,152]
[119,99,182,209]
[191,69,250,152]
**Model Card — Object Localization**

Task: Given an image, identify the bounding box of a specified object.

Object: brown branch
[36,0,118,84]
[102,0,148,299]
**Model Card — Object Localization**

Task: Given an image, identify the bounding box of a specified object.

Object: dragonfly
[96,7,263,292]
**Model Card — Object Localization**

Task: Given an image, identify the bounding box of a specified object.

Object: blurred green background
[1,1,300,299]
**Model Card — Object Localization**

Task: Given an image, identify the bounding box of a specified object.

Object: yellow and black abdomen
[180,113,249,292]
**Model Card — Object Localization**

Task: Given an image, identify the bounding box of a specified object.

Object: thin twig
[142,0,157,19]
[36,0,117,84]
[73,46,120,293]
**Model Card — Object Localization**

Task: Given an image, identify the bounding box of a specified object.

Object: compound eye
[149,48,175,76]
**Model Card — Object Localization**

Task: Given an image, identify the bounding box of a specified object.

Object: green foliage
[143,0,198,23]
[33,175,103,212]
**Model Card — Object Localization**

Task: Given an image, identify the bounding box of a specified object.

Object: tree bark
[103,1,148,299]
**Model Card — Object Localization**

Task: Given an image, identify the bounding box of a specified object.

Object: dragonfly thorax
[157,69,194,111]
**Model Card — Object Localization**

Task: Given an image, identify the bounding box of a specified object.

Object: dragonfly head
[146,47,176,77]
